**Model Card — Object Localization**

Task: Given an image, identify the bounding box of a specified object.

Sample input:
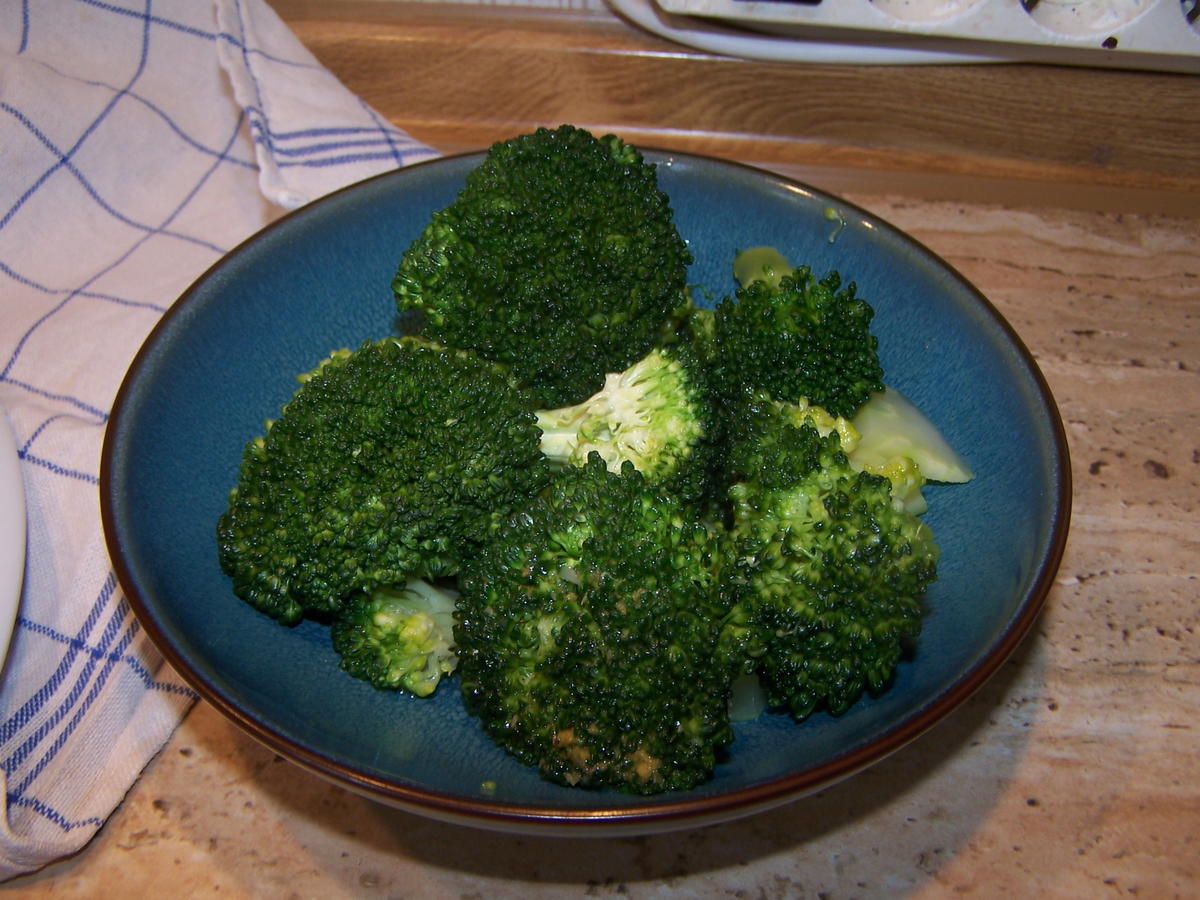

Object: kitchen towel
[0,0,437,879]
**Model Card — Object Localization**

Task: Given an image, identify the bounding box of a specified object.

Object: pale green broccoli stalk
[331,579,459,697]
[850,387,975,484]
[534,344,719,504]
[843,387,975,516]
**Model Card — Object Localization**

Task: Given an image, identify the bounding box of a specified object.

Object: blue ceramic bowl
[100,150,1070,835]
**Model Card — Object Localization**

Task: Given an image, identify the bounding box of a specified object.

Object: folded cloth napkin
[0,0,437,879]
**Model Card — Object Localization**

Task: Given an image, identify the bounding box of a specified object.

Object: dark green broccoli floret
[711,262,884,419]
[331,579,458,697]
[533,343,719,504]
[392,124,693,408]
[721,392,939,719]
[217,337,549,625]
[659,297,717,365]
[455,456,734,794]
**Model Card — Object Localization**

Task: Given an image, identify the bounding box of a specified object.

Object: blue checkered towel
[0,0,437,878]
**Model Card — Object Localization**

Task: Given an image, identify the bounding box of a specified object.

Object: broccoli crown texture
[534,343,719,504]
[711,266,884,419]
[674,302,717,362]
[331,580,459,697]
[392,124,693,408]
[217,337,549,624]
[723,393,939,719]
[454,456,734,794]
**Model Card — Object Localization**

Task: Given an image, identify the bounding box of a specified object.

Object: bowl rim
[99,147,1072,834]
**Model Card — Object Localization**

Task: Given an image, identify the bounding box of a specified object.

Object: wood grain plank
[276,0,1200,212]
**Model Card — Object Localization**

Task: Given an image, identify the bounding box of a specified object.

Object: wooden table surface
[8,3,1198,897]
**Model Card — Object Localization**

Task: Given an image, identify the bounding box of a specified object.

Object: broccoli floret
[858,454,928,516]
[331,579,458,697]
[533,344,719,504]
[725,248,970,512]
[711,261,884,419]
[766,393,932,515]
[392,124,693,408]
[656,296,718,371]
[679,302,717,361]
[454,456,734,794]
[722,392,939,719]
[216,337,549,624]
[771,393,862,453]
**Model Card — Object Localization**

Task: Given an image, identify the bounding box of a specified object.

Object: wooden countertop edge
[278,0,1200,215]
